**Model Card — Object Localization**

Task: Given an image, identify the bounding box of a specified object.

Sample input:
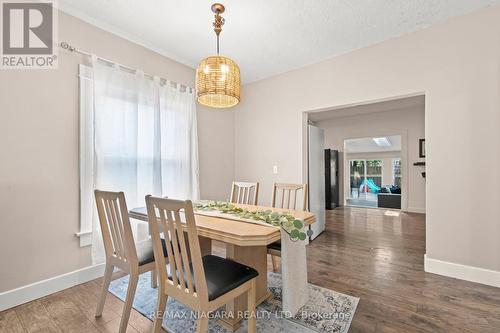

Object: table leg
[182,234,212,260]
[219,244,270,331]
[199,236,212,256]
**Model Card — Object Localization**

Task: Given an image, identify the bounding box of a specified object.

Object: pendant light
[196,3,241,108]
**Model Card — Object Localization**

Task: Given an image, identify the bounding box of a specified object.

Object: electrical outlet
[273,165,278,174]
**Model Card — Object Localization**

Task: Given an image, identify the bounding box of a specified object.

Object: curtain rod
[59,42,194,91]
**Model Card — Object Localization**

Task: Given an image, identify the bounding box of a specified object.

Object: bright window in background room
[349,160,365,200]
[348,159,382,206]
[393,158,402,186]
[366,160,383,187]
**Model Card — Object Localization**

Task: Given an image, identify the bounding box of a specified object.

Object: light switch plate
[273,165,278,174]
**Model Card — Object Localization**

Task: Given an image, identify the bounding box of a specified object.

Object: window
[348,159,382,205]
[393,159,402,187]
[366,160,383,188]
[78,62,199,259]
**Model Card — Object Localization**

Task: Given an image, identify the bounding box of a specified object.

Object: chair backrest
[94,190,137,266]
[271,183,308,211]
[230,181,259,205]
[145,196,208,305]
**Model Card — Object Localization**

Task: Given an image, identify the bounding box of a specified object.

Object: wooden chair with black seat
[230,181,259,205]
[94,190,169,333]
[268,183,308,272]
[146,195,258,333]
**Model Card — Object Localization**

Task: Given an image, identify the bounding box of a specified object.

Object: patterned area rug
[108,271,359,333]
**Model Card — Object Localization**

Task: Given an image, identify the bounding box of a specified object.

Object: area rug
[108,271,359,333]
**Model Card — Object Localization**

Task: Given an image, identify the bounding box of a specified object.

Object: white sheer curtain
[88,58,199,264]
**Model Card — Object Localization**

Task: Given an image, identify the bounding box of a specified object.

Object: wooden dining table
[129,203,315,331]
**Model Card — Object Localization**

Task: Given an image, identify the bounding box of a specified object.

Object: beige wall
[197,108,235,201]
[235,6,500,272]
[317,106,425,212]
[0,12,234,292]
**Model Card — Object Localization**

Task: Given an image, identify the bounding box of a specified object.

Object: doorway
[302,93,427,281]
[303,94,425,213]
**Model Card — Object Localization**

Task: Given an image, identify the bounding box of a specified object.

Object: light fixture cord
[213,11,224,55]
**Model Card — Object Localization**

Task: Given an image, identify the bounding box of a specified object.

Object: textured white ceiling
[345,135,402,153]
[59,0,500,83]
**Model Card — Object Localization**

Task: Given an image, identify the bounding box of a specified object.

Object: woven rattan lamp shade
[196,55,240,108]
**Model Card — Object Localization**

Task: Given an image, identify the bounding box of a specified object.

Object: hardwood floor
[309,207,500,333]
[0,277,164,333]
[2,207,500,332]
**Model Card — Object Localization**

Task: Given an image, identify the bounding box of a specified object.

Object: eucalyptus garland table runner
[194,201,311,317]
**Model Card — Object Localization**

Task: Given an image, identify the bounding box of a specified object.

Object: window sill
[75,231,92,247]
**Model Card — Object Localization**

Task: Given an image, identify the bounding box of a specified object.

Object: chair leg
[95,262,114,317]
[151,269,158,288]
[119,270,139,333]
[196,312,209,333]
[247,279,257,333]
[271,254,279,272]
[153,289,167,333]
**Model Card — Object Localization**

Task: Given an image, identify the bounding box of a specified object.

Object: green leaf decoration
[193,201,308,241]
[290,229,300,239]
[293,219,304,229]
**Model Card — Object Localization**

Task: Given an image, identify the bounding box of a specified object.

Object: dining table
[129,202,315,331]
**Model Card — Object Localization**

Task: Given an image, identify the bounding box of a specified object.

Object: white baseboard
[424,255,500,288]
[405,207,426,214]
[0,263,105,311]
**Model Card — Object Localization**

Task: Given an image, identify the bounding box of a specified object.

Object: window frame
[77,64,94,247]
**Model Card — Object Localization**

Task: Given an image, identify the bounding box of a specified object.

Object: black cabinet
[325,149,339,209]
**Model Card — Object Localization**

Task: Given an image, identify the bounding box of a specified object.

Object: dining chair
[268,183,308,272]
[146,195,258,333]
[94,190,168,333]
[230,181,260,205]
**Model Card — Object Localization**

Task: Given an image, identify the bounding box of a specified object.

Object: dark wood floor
[311,207,500,333]
[1,207,500,332]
